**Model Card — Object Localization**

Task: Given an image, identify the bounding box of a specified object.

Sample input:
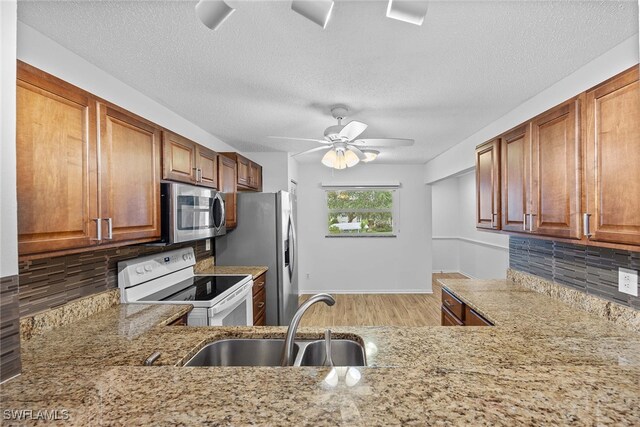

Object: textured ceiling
[17,1,638,164]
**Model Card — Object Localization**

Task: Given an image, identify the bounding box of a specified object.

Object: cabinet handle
[198,168,203,182]
[444,300,452,307]
[193,167,199,182]
[529,214,536,232]
[257,302,265,308]
[105,218,113,240]
[523,214,527,231]
[92,218,102,241]
[491,213,498,228]
[583,213,592,238]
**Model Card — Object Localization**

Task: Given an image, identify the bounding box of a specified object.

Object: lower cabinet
[253,272,267,326]
[441,289,492,326]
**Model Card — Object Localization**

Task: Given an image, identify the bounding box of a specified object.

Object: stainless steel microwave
[161,182,226,244]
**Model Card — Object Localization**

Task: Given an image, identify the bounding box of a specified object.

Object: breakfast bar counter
[2,278,639,426]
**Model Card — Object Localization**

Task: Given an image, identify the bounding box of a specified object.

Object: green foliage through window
[326,190,395,236]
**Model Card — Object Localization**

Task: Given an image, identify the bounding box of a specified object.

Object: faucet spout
[281,293,335,366]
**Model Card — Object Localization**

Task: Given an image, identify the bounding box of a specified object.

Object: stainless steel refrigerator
[215,191,298,326]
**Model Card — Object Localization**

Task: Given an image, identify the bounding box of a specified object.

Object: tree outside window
[326,189,395,236]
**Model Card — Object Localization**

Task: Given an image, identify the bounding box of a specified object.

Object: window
[325,188,397,237]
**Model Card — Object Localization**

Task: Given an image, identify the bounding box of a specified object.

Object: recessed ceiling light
[386,0,429,26]
[196,0,236,31]
[291,0,335,29]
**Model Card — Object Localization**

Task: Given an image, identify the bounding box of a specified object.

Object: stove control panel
[117,247,197,290]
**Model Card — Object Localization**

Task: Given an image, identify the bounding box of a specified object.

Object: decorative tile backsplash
[18,240,210,317]
[509,237,640,310]
[1,275,21,382]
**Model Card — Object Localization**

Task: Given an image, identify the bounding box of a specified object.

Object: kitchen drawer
[441,289,464,320]
[168,313,188,326]
[254,308,266,326]
[464,306,493,326]
[441,306,464,326]
[253,287,266,320]
[253,273,266,296]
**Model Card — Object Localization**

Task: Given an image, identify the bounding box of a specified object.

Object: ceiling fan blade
[268,136,331,144]
[291,146,330,157]
[348,145,367,161]
[338,121,368,141]
[352,138,414,147]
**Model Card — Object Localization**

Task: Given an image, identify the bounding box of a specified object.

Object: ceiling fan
[270,106,414,170]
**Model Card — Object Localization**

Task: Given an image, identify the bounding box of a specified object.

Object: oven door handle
[208,282,252,314]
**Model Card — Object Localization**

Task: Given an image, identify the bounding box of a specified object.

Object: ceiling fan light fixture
[362,149,380,162]
[291,0,335,29]
[344,149,360,167]
[386,0,429,26]
[321,149,338,168]
[196,0,235,31]
[334,150,347,170]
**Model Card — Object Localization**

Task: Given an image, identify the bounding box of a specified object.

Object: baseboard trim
[300,290,434,295]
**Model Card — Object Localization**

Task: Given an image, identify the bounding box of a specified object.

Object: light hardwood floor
[298,273,468,327]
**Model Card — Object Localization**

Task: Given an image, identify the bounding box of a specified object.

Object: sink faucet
[281,293,336,366]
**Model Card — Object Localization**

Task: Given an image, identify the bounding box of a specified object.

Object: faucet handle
[324,329,334,367]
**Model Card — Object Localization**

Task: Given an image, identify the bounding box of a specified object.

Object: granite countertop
[2,279,640,425]
[196,265,268,279]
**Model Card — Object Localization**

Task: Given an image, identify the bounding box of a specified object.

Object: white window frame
[323,185,400,238]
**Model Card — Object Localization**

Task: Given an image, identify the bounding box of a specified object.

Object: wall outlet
[205,239,211,251]
[618,267,638,297]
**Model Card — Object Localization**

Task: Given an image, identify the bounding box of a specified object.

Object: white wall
[424,35,639,184]
[243,152,291,193]
[17,23,236,153]
[298,163,432,293]
[0,1,18,277]
[431,176,459,273]
[431,172,508,279]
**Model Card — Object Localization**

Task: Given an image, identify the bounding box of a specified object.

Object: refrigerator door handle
[288,216,296,280]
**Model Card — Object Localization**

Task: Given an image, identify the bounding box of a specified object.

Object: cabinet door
[501,124,531,232]
[249,163,263,191]
[196,146,218,189]
[237,155,251,187]
[475,139,500,230]
[218,155,237,229]
[99,104,162,242]
[530,98,581,239]
[162,131,197,184]
[585,67,640,246]
[16,64,98,255]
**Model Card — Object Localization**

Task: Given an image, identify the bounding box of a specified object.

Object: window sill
[324,234,397,238]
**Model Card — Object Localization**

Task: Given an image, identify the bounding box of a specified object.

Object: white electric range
[117,248,253,326]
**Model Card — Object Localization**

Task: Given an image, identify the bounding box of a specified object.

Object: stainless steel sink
[184,338,366,367]
[298,340,366,367]
[184,339,298,367]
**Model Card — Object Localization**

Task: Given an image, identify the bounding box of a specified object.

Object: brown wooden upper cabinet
[584,66,640,246]
[530,98,581,239]
[500,124,531,233]
[162,131,218,189]
[218,155,238,230]
[476,65,639,249]
[221,153,263,192]
[98,103,162,243]
[475,139,500,230]
[16,62,162,256]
